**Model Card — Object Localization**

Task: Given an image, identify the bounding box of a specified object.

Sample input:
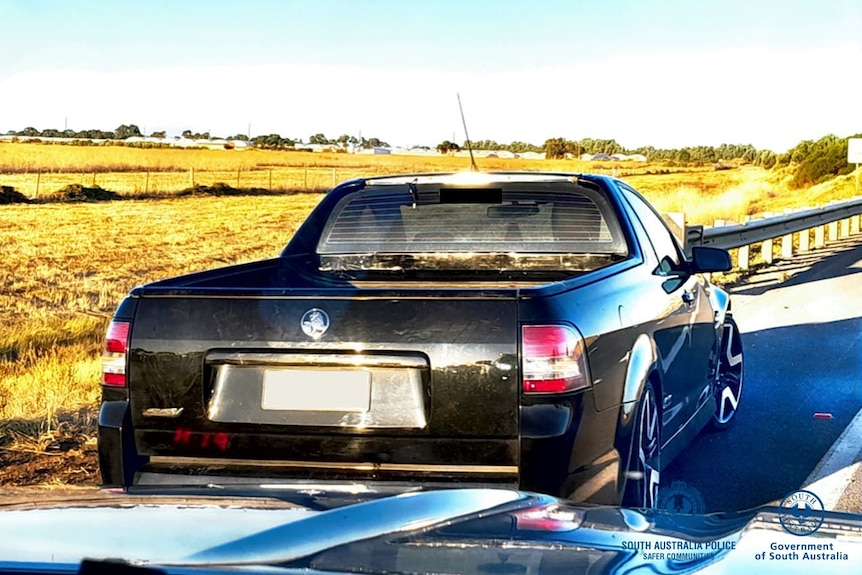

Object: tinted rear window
[317,185,628,256]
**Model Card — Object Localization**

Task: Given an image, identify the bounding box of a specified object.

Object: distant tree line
[7,124,145,140]
[448,139,543,154]
[5,125,859,189]
[538,136,776,167]
[774,133,862,188]
[4,126,392,151]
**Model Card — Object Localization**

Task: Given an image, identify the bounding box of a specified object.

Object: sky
[0,0,860,153]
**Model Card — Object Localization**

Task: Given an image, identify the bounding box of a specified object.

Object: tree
[250,133,296,149]
[788,133,858,188]
[225,133,248,141]
[114,124,142,139]
[309,133,330,145]
[436,140,460,154]
[363,136,390,149]
[543,137,567,159]
[150,130,167,138]
[181,129,210,140]
[758,150,777,170]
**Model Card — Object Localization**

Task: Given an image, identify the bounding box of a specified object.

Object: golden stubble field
[1,142,859,446]
[0,193,323,428]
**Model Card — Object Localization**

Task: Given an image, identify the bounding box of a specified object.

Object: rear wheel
[708,317,744,432]
[623,382,661,508]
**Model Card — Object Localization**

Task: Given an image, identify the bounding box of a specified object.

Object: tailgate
[128,295,520,482]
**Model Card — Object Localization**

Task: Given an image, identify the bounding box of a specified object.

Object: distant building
[520,151,546,160]
[357,146,391,155]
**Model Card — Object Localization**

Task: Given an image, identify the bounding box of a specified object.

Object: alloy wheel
[711,319,744,428]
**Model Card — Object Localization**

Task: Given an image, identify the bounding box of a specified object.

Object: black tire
[623,381,661,509]
[708,316,744,432]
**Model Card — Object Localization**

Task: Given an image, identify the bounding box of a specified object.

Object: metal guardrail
[674,196,862,270]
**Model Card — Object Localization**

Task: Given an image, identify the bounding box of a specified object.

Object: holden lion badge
[301,308,330,339]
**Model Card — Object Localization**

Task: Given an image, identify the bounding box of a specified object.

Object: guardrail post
[684,225,703,257]
[815,224,826,246]
[799,225,810,252]
[781,209,793,259]
[852,214,861,235]
[828,220,839,242]
[840,218,850,238]
[736,216,751,270]
[761,213,774,264]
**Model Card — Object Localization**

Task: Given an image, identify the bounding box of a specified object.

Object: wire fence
[2,167,381,199]
[2,164,678,200]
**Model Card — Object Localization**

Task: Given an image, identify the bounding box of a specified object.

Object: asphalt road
[663,234,862,512]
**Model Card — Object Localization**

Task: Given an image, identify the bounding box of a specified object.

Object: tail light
[522,325,589,393]
[102,320,130,387]
[513,504,583,531]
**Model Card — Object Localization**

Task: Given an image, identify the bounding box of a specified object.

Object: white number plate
[261,369,371,412]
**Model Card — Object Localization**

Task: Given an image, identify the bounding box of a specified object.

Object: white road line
[803,406,862,510]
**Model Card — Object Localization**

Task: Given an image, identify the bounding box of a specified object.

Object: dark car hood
[0,488,860,574]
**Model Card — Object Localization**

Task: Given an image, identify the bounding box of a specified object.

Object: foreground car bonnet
[0,489,861,574]
[0,489,522,565]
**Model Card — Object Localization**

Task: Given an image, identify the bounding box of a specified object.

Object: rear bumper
[99,396,623,504]
[97,400,149,487]
[134,456,519,487]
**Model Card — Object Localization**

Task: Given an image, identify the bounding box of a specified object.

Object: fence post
[304,168,308,190]
[268,169,272,191]
[190,167,195,187]
[35,170,41,198]
[236,167,241,189]
[92,171,97,187]
[145,171,150,194]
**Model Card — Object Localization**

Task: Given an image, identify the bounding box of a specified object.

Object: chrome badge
[301,308,330,339]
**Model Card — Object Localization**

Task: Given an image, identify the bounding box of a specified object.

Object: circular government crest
[657,481,706,514]
[300,308,330,339]
[779,490,824,536]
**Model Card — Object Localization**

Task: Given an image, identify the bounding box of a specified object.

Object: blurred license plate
[261,369,371,411]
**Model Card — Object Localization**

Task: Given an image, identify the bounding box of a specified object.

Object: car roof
[361,171,609,186]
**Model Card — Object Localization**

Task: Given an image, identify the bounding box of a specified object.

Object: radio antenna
[457,93,478,172]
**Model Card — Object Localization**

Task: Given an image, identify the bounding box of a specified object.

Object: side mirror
[689,246,732,273]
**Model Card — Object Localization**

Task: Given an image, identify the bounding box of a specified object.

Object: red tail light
[513,504,583,531]
[522,325,589,393]
[102,320,130,387]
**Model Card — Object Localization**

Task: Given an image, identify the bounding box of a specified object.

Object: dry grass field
[2,141,700,197]
[1,142,858,484]
[0,193,323,424]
